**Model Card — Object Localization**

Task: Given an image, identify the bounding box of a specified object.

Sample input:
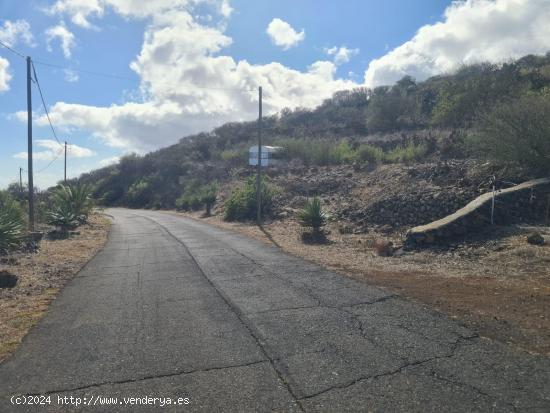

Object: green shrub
[175,192,201,211]
[357,144,385,163]
[277,138,358,166]
[0,192,25,253]
[126,179,153,208]
[468,94,550,175]
[47,204,80,232]
[224,176,276,221]
[385,142,428,164]
[220,149,247,166]
[48,183,93,230]
[298,197,327,234]
[199,182,218,216]
[329,141,358,164]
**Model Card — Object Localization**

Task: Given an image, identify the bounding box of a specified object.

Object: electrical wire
[34,149,64,174]
[0,39,25,59]
[31,61,63,147]
[32,59,257,92]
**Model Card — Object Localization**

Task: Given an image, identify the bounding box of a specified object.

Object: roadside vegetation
[76,53,550,212]
[298,197,328,243]
[0,181,109,362]
[224,177,277,221]
[0,192,25,253]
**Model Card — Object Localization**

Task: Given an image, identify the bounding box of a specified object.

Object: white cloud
[45,23,76,58]
[0,19,35,47]
[219,0,233,18]
[35,5,355,153]
[43,0,231,28]
[44,0,104,29]
[325,46,359,65]
[266,18,305,50]
[13,139,95,161]
[64,69,79,82]
[0,57,11,92]
[99,156,121,166]
[365,0,550,87]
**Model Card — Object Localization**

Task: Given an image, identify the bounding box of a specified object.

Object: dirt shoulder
[0,213,111,362]
[177,211,550,356]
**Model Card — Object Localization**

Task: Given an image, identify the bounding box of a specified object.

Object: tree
[199,182,218,216]
[469,94,550,175]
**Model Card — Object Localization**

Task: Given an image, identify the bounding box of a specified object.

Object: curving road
[1,208,549,412]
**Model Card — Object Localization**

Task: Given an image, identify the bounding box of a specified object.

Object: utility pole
[19,167,23,193]
[256,86,263,225]
[26,56,34,232]
[64,141,67,183]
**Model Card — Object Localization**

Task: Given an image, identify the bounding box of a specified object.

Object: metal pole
[64,141,67,183]
[256,86,262,225]
[19,167,23,193]
[491,185,495,225]
[26,56,34,232]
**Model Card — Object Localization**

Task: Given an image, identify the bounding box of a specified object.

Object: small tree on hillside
[200,182,218,216]
[469,94,550,176]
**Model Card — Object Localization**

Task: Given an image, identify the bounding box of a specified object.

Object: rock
[373,239,393,256]
[527,232,545,246]
[393,248,407,257]
[338,224,353,234]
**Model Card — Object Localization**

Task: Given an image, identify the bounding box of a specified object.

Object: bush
[220,149,247,167]
[224,176,276,221]
[176,181,218,214]
[385,142,428,164]
[329,141,358,164]
[0,192,25,253]
[277,138,358,166]
[469,94,550,175]
[200,182,218,216]
[48,183,93,231]
[298,197,327,233]
[357,144,385,163]
[126,179,153,208]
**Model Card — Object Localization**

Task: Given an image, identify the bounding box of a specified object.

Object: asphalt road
[1,208,549,412]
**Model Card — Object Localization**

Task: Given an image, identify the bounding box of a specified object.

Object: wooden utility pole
[256,86,263,225]
[64,141,67,183]
[26,56,34,232]
[19,167,23,193]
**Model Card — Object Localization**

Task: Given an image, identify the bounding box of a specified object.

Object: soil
[180,211,550,356]
[0,213,111,362]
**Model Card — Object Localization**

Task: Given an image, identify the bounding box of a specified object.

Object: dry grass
[0,213,111,362]
[177,211,550,355]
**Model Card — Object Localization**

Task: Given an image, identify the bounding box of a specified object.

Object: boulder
[527,232,545,246]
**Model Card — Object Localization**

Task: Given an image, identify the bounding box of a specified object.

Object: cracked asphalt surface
[1,208,549,412]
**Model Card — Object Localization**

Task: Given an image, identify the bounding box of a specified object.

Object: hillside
[76,53,550,235]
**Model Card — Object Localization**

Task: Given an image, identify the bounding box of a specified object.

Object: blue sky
[1,0,550,189]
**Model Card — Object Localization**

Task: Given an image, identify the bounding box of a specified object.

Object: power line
[0,39,25,59]
[34,149,64,174]
[32,59,256,92]
[31,61,63,147]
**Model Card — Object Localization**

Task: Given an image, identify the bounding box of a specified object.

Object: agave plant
[298,197,327,234]
[0,194,25,253]
[50,183,93,224]
[47,203,80,232]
